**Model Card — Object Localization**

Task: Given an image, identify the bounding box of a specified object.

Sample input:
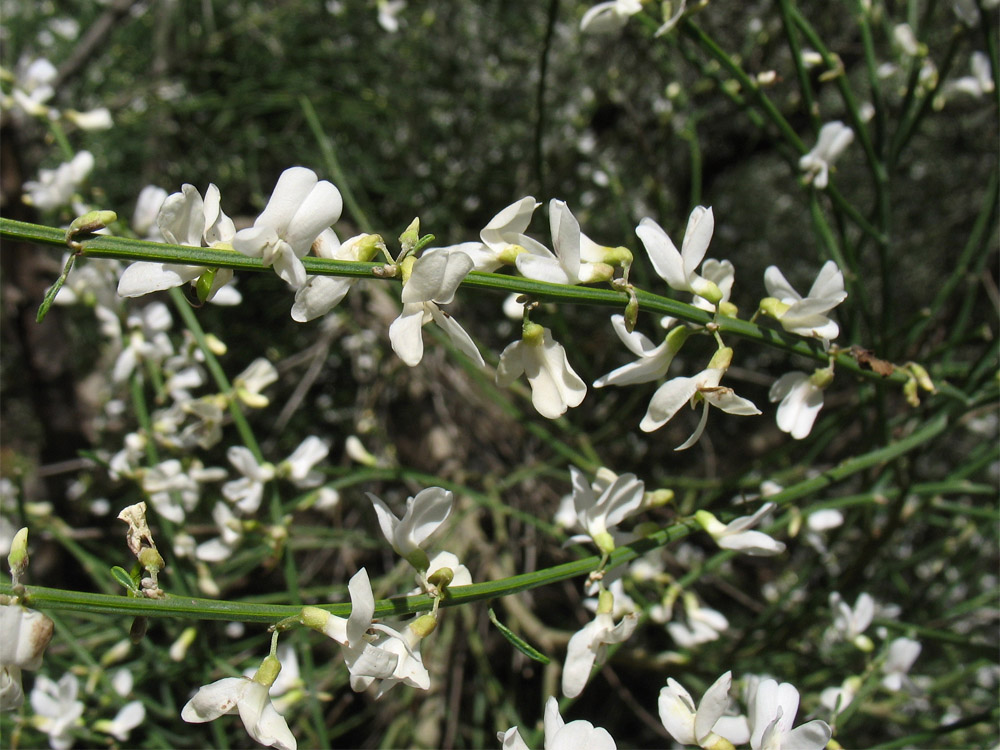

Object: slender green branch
[0,217,911,383]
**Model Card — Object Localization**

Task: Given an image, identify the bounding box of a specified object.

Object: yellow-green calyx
[594,530,616,556]
[300,606,331,632]
[809,366,835,389]
[645,488,675,507]
[596,588,615,615]
[522,321,545,345]
[427,567,454,589]
[497,243,527,265]
[906,362,936,393]
[355,233,385,262]
[410,614,438,639]
[759,297,791,319]
[406,548,431,573]
[718,300,738,317]
[253,653,282,688]
[707,346,734,371]
[702,733,737,750]
[695,280,724,306]
[694,510,726,538]
[399,255,417,285]
[601,245,633,267]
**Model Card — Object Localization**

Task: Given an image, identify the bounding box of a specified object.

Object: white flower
[181,670,296,750]
[639,347,760,448]
[769,370,827,439]
[117,182,240,303]
[65,107,113,130]
[348,617,431,698]
[389,247,484,367]
[636,207,724,305]
[0,604,54,712]
[448,196,550,272]
[567,466,644,554]
[233,167,343,289]
[496,322,587,419]
[667,599,729,648]
[368,486,454,571]
[594,315,690,388]
[881,637,921,691]
[695,502,786,556]
[291,231,382,321]
[499,696,617,750]
[762,261,847,345]
[301,568,401,683]
[659,671,750,749]
[562,608,638,698]
[942,51,995,98]
[580,0,642,34]
[278,436,328,487]
[829,592,875,650]
[132,185,168,239]
[196,502,243,562]
[653,0,688,36]
[8,57,57,116]
[22,151,94,212]
[30,673,85,750]
[233,358,279,408]
[377,0,406,32]
[749,679,832,750]
[141,459,202,523]
[799,121,854,189]
[514,200,614,285]
[820,677,859,716]
[222,447,276,515]
[93,701,145,741]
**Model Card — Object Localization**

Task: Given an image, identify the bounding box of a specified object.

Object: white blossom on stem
[580,0,642,34]
[748,679,831,750]
[447,196,551,272]
[497,322,587,419]
[181,653,296,750]
[769,369,830,440]
[514,200,617,285]
[499,696,617,749]
[117,182,241,303]
[93,701,145,742]
[22,151,94,212]
[659,671,750,749]
[30,673,85,750]
[761,261,847,345]
[222,447,276,515]
[637,207,724,305]
[881,637,921,691]
[829,592,876,651]
[695,502,786,557]
[368,487,453,571]
[799,121,854,189]
[0,603,54,712]
[291,230,383,321]
[389,247,484,367]
[639,347,760,448]
[233,167,343,289]
[594,315,691,388]
[562,591,638,698]
[567,466,645,554]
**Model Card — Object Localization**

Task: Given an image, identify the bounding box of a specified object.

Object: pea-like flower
[368,487,454,571]
[761,261,847,346]
[233,167,343,289]
[639,347,760,449]
[637,207,724,306]
[567,466,645,555]
[0,603,54,711]
[748,679,831,750]
[695,502,786,557]
[445,196,551,272]
[562,590,638,698]
[659,671,750,750]
[497,322,587,419]
[515,200,618,285]
[799,121,854,189]
[181,652,297,750]
[499,696,618,749]
[769,369,831,440]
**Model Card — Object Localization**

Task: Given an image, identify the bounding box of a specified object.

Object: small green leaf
[36,253,76,323]
[111,566,140,595]
[488,608,550,664]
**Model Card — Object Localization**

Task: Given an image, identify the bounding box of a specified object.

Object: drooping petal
[291,276,354,321]
[388,303,427,366]
[429,305,485,366]
[639,376,699,432]
[346,568,375,646]
[181,677,246,722]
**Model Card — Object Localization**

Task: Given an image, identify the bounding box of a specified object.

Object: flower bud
[170,627,198,662]
[66,209,117,241]
[138,546,164,577]
[906,362,936,393]
[903,377,920,407]
[196,269,218,305]
[427,567,454,589]
[7,527,29,585]
[644,488,675,507]
[398,218,420,254]
[718,300,738,317]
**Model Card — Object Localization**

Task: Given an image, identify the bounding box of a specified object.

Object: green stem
[0,217,912,384]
